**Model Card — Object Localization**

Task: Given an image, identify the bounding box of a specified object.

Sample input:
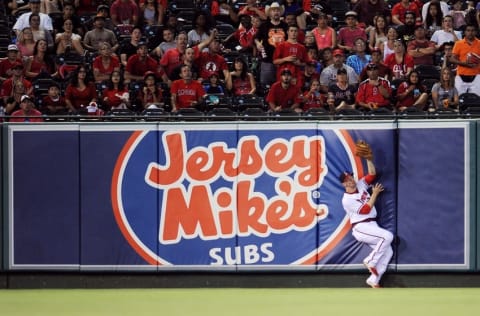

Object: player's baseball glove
[355,140,373,160]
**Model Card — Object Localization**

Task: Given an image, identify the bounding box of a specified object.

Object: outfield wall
[0,120,477,272]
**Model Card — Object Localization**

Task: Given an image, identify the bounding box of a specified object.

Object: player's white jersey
[342,177,377,224]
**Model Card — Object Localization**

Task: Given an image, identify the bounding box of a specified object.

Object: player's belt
[352,218,375,227]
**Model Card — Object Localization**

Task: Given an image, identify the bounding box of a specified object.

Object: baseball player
[340,154,394,288]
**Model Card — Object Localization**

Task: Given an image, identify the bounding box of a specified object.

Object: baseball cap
[281,68,292,76]
[137,41,148,48]
[93,14,106,21]
[345,11,358,18]
[333,49,344,56]
[339,171,353,183]
[21,95,33,102]
[366,63,378,70]
[337,68,347,75]
[97,4,109,11]
[29,0,41,3]
[8,44,18,51]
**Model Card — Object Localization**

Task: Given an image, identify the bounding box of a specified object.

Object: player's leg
[353,222,393,269]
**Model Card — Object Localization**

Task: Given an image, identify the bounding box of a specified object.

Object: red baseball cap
[333,49,344,56]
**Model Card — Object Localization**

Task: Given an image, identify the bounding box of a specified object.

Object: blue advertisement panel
[7,126,80,269]
[396,121,473,271]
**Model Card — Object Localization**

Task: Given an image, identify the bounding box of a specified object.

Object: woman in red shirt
[93,42,121,83]
[226,57,256,96]
[396,70,429,111]
[65,65,98,112]
[102,70,130,111]
[384,39,414,80]
[24,39,57,80]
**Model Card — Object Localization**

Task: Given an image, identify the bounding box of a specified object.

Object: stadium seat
[303,107,331,120]
[206,107,237,121]
[174,108,205,121]
[459,92,480,112]
[335,108,365,120]
[415,64,441,81]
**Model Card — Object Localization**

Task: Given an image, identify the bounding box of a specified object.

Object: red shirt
[1,77,32,101]
[194,47,229,80]
[102,88,129,109]
[160,48,183,78]
[9,109,44,122]
[171,79,206,109]
[266,82,301,109]
[137,86,164,108]
[302,91,324,111]
[355,78,392,107]
[110,0,139,24]
[232,76,254,96]
[273,41,308,80]
[93,55,121,76]
[42,95,67,111]
[396,81,426,108]
[233,27,257,49]
[65,83,98,109]
[126,54,160,78]
[391,2,421,24]
[0,58,22,79]
[384,53,414,80]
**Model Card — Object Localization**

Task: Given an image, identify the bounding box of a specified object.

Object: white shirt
[13,12,53,32]
[430,29,462,47]
[342,177,377,224]
[422,1,450,22]
[320,64,359,87]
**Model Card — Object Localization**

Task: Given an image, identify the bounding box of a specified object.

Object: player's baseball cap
[339,171,353,183]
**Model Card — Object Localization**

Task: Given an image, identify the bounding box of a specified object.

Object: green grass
[0,288,479,316]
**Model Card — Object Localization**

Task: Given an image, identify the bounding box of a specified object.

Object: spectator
[119,27,143,67]
[153,28,176,59]
[74,0,97,15]
[138,0,166,26]
[266,68,302,112]
[29,12,54,50]
[194,31,230,83]
[55,19,85,56]
[431,15,462,50]
[346,37,371,75]
[368,15,388,52]
[1,62,34,114]
[160,32,188,80]
[379,26,398,62]
[301,79,325,111]
[353,0,390,29]
[273,25,307,85]
[211,0,238,25]
[41,81,68,115]
[110,0,139,27]
[52,3,83,36]
[96,4,115,31]
[396,10,417,43]
[93,42,121,83]
[16,27,36,59]
[237,0,267,20]
[356,63,392,111]
[300,60,321,92]
[24,39,57,80]
[102,70,131,111]
[327,68,357,112]
[0,45,22,83]
[125,42,161,83]
[391,0,422,26]
[320,47,334,69]
[13,0,53,36]
[304,31,316,50]
[254,2,288,87]
[320,49,359,93]
[431,67,459,110]
[226,57,257,96]
[137,71,164,110]
[83,15,119,53]
[384,39,414,80]
[9,95,43,122]
[422,0,450,22]
[140,0,163,26]
[169,47,200,82]
[284,12,305,44]
[448,0,467,31]
[64,65,98,112]
[170,65,206,112]
[424,1,444,38]
[359,47,391,81]
[450,24,480,95]
[223,14,258,55]
[337,11,367,54]
[395,70,429,111]
[40,0,61,14]
[204,74,225,95]
[407,25,437,66]
[188,11,213,50]
[440,41,456,72]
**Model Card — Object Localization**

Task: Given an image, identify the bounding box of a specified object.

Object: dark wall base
[2,272,480,289]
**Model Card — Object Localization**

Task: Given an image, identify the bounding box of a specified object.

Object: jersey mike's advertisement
[4,121,471,271]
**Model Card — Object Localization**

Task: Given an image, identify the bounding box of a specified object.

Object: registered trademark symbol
[311,191,320,198]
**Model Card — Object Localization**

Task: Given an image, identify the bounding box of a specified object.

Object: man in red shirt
[1,62,33,114]
[9,95,43,122]
[356,63,392,111]
[125,42,161,83]
[0,44,22,83]
[391,0,421,26]
[266,68,302,112]
[160,32,188,80]
[194,31,230,82]
[110,0,139,27]
[170,65,207,112]
[407,25,437,66]
[273,25,307,85]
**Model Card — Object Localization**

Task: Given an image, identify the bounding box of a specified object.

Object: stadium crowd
[0,0,480,121]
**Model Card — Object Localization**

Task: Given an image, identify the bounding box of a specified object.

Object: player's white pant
[352,221,394,283]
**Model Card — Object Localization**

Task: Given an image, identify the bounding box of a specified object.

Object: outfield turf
[0,288,479,316]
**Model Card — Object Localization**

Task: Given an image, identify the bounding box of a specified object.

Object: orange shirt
[452,37,480,76]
